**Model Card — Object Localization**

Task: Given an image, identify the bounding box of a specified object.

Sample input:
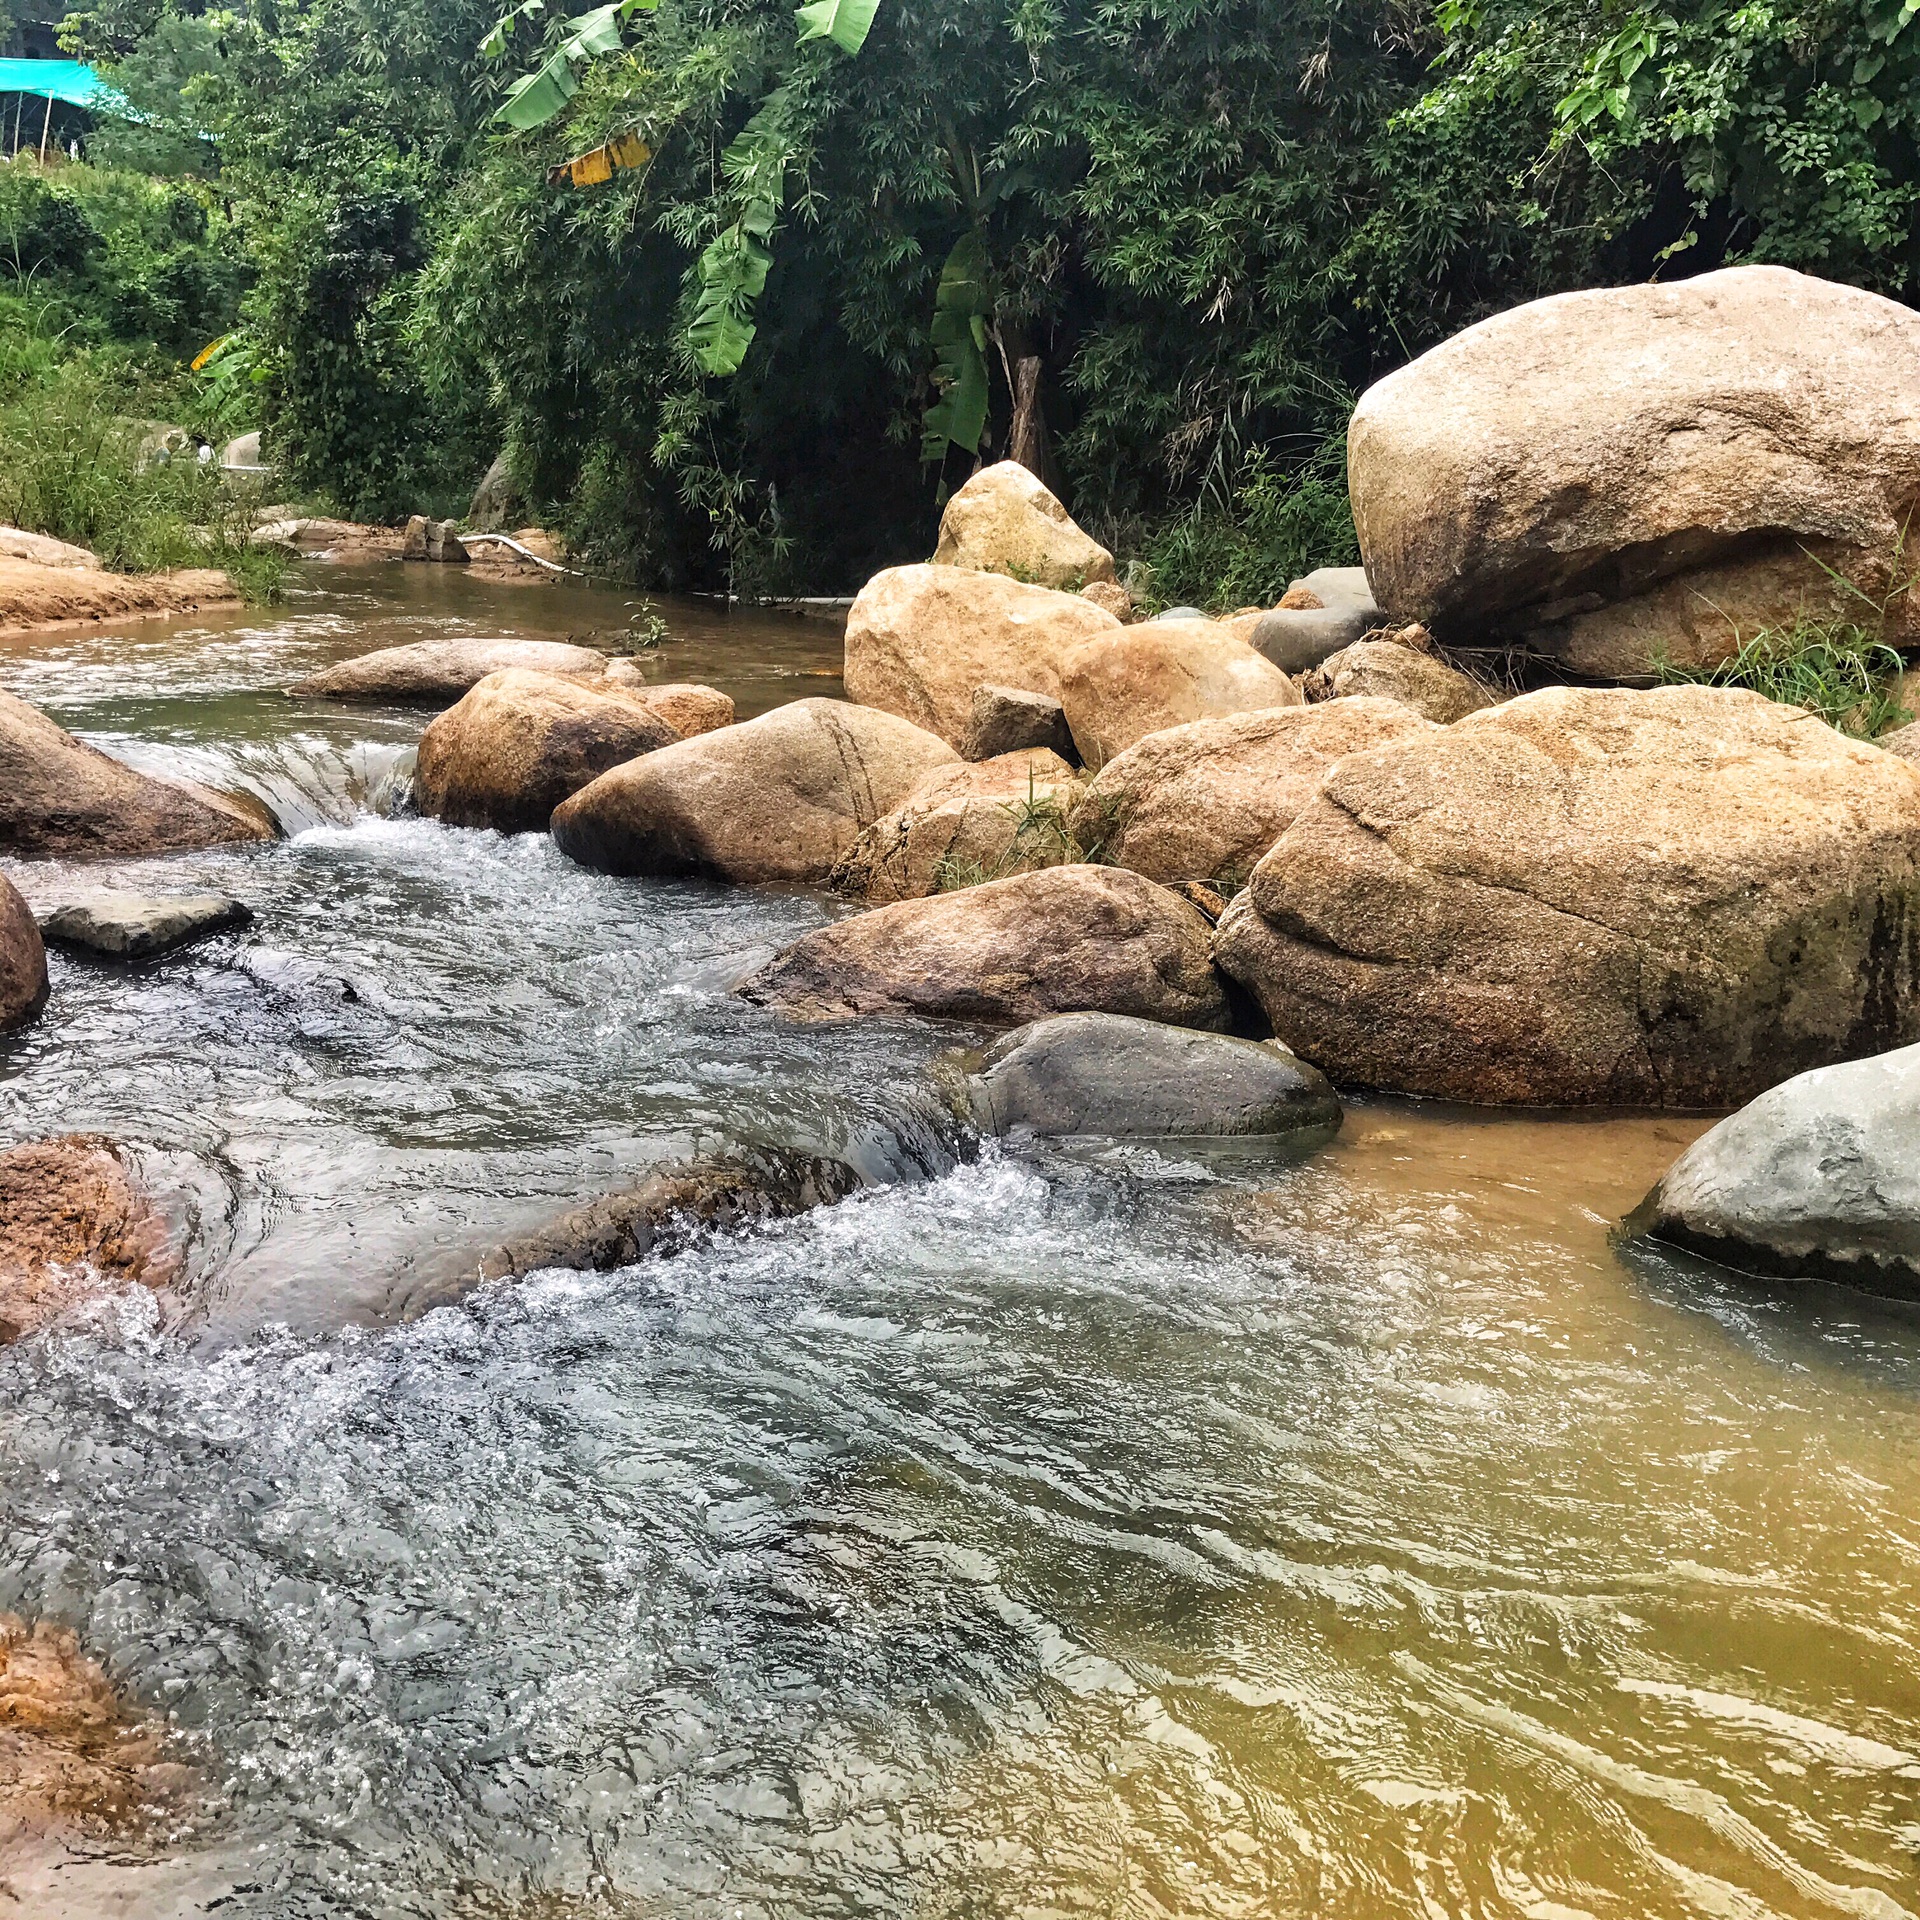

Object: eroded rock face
[1302,636,1494,724]
[598,668,736,738]
[551,697,958,882]
[843,564,1120,747]
[1629,1044,1920,1299]
[1213,685,1920,1107]
[1071,697,1436,889]
[739,863,1229,1029]
[959,1012,1339,1141]
[0,688,271,862]
[1349,266,1920,673]
[932,461,1117,590]
[961,684,1077,763]
[477,1148,862,1282]
[1,876,47,1029]
[829,749,1081,903]
[1057,619,1301,769]
[415,670,682,833]
[0,1136,178,1342]
[288,638,608,703]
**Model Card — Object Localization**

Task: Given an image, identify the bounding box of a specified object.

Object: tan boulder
[0,1136,178,1343]
[1071,698,1437,890]
[1303,634,1494,723]
[289,637,607,703]
[551,697,957,882]
[1057,619,1301,769]
[599,667,735,737]
[0,688,271,862]
[1,875,46,1030]
[932,461,1117,590]
[1349,266,1920,673]
[1214,685,1920,1107]
[1080,580,1135,622]
[843,564,1120,747]
[415,670,682,833]
[739,863,1229,1028]
[829,749,1081,902]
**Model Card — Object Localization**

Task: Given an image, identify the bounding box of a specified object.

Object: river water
[0,563,1916,1919]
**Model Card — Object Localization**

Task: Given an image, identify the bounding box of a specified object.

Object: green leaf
[921,230,994,465]
[497,50,578,128]
[793,0,880,56]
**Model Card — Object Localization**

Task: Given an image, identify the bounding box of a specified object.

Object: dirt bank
[0,558,238,635]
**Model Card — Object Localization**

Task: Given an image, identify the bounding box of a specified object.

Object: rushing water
[0,563,1917,1918]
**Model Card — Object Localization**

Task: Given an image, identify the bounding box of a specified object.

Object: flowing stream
[0,563,1917,1919]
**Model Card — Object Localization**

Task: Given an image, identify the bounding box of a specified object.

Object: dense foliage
[51,0,1920,596]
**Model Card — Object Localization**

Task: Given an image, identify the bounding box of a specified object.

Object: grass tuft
[1656,617,1911,740]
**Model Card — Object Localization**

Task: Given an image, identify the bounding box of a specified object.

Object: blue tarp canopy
[0,59,125,111]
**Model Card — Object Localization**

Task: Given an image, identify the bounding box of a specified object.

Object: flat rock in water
[288,638,608,703]
[959,1012,1340,1142]
[38,890,251,960]
[1630,1043,1920,1299]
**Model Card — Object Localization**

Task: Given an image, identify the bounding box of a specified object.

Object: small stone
[38,890,251,961]
[961,685,1077,763]
[1080,580,1135,622]
[956,1012,1340,1143]
[1277,584,1324,611]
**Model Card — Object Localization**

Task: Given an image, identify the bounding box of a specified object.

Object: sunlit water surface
[0,564,1916,1918]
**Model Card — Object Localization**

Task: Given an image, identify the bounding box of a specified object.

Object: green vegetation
[1658,621,1914,740]
[19,0,1920,602]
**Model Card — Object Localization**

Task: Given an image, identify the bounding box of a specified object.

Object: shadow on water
[0,565,1918,1918]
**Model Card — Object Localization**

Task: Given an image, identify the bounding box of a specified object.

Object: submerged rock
[958,1012,1339,1142]
[415,669,681,834]
[1058,620,1301,769]
[739,863,1229,1029]
[829,749,1081,903]
[552,697,958,882]
[1250,567,1382,673]
[0,687,272,862]
[1070,697,1435,890]
[1,875,47,1029]
[38,889,251,961]
[1349,265,1920,675]
[1302,633,1493,723]
[1630,1043,1920,1300]
[843,564,1120,747]
[0,1136,178,1342]
[961,684,1077,764]
[288,637,608,703]
[931,460,1117,591]
[1214,684,1920,1107]
[477,1148,862,1281]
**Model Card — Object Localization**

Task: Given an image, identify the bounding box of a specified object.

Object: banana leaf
[921,230,993,465]
[794,0,880,55]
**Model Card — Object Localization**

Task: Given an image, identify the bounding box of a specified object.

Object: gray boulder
[959,1012,1339,1142]
[467,452,525,533]
[1631,1043,1920,1299]
[402,516,469,564]
[1250,567,1383,673]
[38,890,251,961]
[961,684,1078,763]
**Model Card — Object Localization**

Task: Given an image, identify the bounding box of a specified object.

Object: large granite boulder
[958,1013,1339,1142]
[739,864,1229,1028]
[843,564,1120,747]
[0,1136,178,1342]
[829,749,1080,903]
[1,875,47,1029]
[551,697,958,882]
[932,461,1117,590]
[1057,620,1301,769]
[415,669,682,833]
[1250,567,1383,674]
[1628,1044,1920,1299]
[1349,266,1920,676]
[1302,634,1494,723]
[0,688,271,862]
[289,637,607,703]
[1071,697,1436,889]
[1214,684,1920,1106]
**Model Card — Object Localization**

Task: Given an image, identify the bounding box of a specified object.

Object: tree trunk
[1007,354,1062,500]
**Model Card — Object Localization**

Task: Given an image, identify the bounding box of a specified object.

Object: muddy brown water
[0,561,1916,1917]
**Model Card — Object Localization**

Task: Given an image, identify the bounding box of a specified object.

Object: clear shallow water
[1,564,1918,1917]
